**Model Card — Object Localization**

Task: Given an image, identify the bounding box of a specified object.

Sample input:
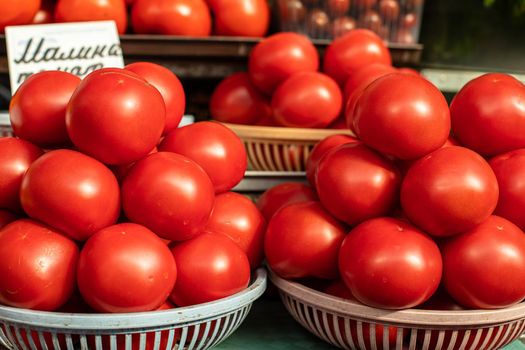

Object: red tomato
[418,287,464,311]
[112,146,158,182]
[212,0,269,37]
[401,146,499,237]
[0,219,79,311]
[343,63,396,102]
[490,149,525,231]
[354,73,450,160]
[451,73,525,156]
[398,67,420,76]
[20,149,121,241]
[0,0,40,32]
[0,210,17,229]
[248,32,319,95]
[265,201,346,279]
[66,68,165,165]
[442,216,525,309]
[122,152,215,241]
[205,192,265,269]
[272,72,343,128]
[256,182,317,221]
[331,17,356,38]
[316,143,401,226]
[55,0,127,34]
[306,134,358,186]
[328,0,350,13]
[0,137,42,212]
[169,233,250,306]
[10,71,80,147]
[354,0,376,8]
[159,121,247,194]
[339,217,442,309]
[125,62,186,134]
[210,72,272,125]
[131,0,212,36]
[32,6,53,24]
[378,0,399,21]
[323,29,391,87]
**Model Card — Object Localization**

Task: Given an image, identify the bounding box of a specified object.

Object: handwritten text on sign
[5,21,124,92]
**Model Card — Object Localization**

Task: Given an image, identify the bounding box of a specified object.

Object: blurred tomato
[331,16,356,38]
[0,219,78,311]
[67,68,165,165]
[354,73,450,160]
[398,67,420,76]
[132,0,212,36]
[205,192,266,269]
[210,72,272,125]
[0,0,40,32]
[248,32,319,95]
[378,0,399,20]
[125,62,186,134]
[159,121,247,193]
[20,149,120,241]
[10,71,80,147]
[323,29,391,87]
[0,137,42,212]
[256,182,317,221]
[122,152,215,241]
[354,0,376,8]
[265,201,346,279]
[451,73,525,156]
[442,216,525,309]
[339,217,442,309]
[272,72,343,128]
[328,0,350,13]
[0,210,17,229]
[55,0,127,34]
[212,0,269,37]
[32,3,53,24]
[343,63,395,102]
[170,233,250,306]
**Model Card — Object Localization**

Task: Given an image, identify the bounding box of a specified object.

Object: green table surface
[216,297,525,350]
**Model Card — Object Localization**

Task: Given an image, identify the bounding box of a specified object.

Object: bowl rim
[222,123,355,142]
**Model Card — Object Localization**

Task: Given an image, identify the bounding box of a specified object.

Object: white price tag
[5,21,124,93]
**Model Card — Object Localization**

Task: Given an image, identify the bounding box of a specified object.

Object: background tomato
[354,73,450,160]
[0,0,40,32]
[272,72,343,128]
[210,72,272,125]
[77,223,177,313]
[441,216,525,309]
[0,137,42,212]
[159,121,247,194]
[248,32,319,95]
[66,68,165,165]
[122,152,215,241]
[131,0,212,36]
[20,149,120,241]
[339,217,442,309]
[401,146,499,237]
[0,219,78,311]
[212,0,269,37]
[316,143,401,226]
[125,62,186,134]
[0,210,16,229]
[10,71,80,147]
[169,233,250,306]
[256,182,317,221]
[55,0,127,34]
[265,201,346,280]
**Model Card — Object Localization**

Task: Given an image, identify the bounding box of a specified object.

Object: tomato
[20,149,120,241]
[401,146,499,237]
[112,146,158,182]
[248,32,319,95]
[0,0,40,32]
[354,0,376,8]
[55,0,127,34]
[450,73,525,157]
[66,68,165,165]
[354,73,450,160]
[343,63,396,102]
[306,134,358,186]
[328,0,350,13]
[0,210,17,229]
[169,233,250,306]
[316,143,401,226]
[418,287,463,311]
[331,17,356,38]
[10,71,80,147]
[77,223,176,313]
[0,137,42,212]
[265,201,346,279]
[272,72,343,128]
[159,121,247,194]
[339,217,442,309]
[256,182,317,221]
[210,72,272,125]
[0,219,79,311]
[32,3,53,24]
[441,215,525,309]
[131,0,212,36]
[122,152,215,241]
[323,29,391,87]
[212,0,269,37]
[125,62,186,134]
[398,67,420,76]
[278,0,306,23]
[379,0,399,21]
